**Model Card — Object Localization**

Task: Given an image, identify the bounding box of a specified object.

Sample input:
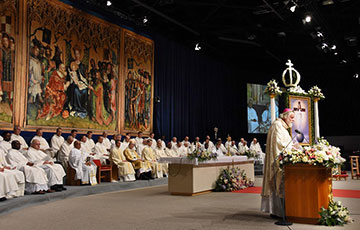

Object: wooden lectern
[285,164,332,224]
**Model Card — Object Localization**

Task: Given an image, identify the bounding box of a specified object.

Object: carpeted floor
[0,176,358,230]
[233,186,360,198]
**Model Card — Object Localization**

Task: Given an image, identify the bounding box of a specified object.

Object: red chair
[93,159,112,183]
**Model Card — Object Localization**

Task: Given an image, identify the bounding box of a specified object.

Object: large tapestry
[122,31,154,134]
[0,0,16,124]
[26,0,121,130]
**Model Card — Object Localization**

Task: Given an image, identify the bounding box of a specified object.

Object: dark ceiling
[73,0,360,77]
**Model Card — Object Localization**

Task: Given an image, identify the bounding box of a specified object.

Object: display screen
[247,83,279,133]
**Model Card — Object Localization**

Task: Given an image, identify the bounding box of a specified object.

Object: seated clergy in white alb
[250,138,265,164]
[50,127,65,158]
[149,132,157,149]
[110,140,136,182]
[121,135,131,151]
[69,141,97,186]
[102,131,112,151]
[124,140,152,180]
[165,142,177,157]
[0,147,25,199]
[191,137,203,152]
[203,137,215,152]
[31,128,55,159]
[153,139,168,176]
[58,136,74,169]
[94,136,109,165]
[111,134,122,149]
[183,142,192,155]
[214,141,226,157]
[80,135,93,156]
[86,131,96,152]
[238,138,249,155]
[0,132,13,153]
[134,131,144,148]
[6,140,49,194]
[142,139,163,178]
[136,139,147,157]
[25,139,66,192]
[170,137,177,150]
[174,142,187,157]
[229,140,239,156]
[182,136,190,147]
[10,126,28,152]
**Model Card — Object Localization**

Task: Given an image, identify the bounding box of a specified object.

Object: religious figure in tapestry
[123,31,154,133]
[0,0,16,124]
[26,0,121,130]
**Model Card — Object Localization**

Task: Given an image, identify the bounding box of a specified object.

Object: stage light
[143,16,148,24]
[330,45,336,50]
[107,1,112,6]
[305,15,311,23]
[195,43,201,51]
[334,52,338,55]
[354,73,359,79]
[341,60,347,64]
[290,5,296,12]
[321,43,328,49]
[316,32,323,38]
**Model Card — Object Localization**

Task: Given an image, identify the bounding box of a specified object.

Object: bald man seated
[25,139,66,192]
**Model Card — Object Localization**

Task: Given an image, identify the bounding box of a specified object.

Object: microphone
[295,129,302,134]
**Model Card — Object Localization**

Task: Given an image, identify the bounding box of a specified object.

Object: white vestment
[261,118,293,217]
[0,140,12,153]
[136,143,145,157]
[0,149,25,198]
[165,148,177,157]
[10,134,28,150]
[203,141,215,152]
[103,137,112,150]
[51,134,64,153]
[238,143,249,154]
[32,135,56,159]
[25,147,66,187]
[94,142,109,164]
[69,148,97,185]
[121,141,130,152]
[174,146,187,157]
[134,137,143,148]
[6,149,48,193]
[215,147,225,157]
[86,137,96,152]
[161,140,166,150]
[58,141,73,169]
[191,142,203,152]
[250,141,265,164]
[229,145,238,156]
[248,107,259,133]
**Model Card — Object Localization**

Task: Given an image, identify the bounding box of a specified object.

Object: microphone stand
[274,134,297,226]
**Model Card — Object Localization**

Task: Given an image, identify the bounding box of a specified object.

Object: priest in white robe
[182,136,190,147]
[248,101,259,133]
[58,136,74,169]
[238,138,249,155]
[136,139,147,157]
[261,109,296,218]
[0,148,25,199]
[250,138,265,164]
[165,142,177,157]
[170,137,177,150]
[174,142,187,157]
[110,134,122,148]
[110,140,136,182]
[154,139,169,176]
[69,141,97,185]
[102,131,112,151]
[191,137,203,152]
[0,131,13,153]
[50,127,65,158]
[149,133,157,149]
[86,131,96,152]
[31,128,55,159]
[25,139,66,191]
[160,136,166,150]
[94,136,109,165]
[203,136,215,152]
[80,135,93,156]
[229,141,239,156]
[121,135,131,151]
[10,126,28,152]
[134,131,144,148]
[142,139,162,178]
[214,141,226,157]
[6,140,49,194]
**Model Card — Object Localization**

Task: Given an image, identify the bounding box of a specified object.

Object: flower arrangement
[287,85,307,95]
[278,138,345,168]
[214,166,254,192]
[244,149,259,160]
[187,148,217,162]
[264,79,282,95]
[308,85,325,99]
[319,200,352,226]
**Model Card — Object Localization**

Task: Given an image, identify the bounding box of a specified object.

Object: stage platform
[0,178,168,216]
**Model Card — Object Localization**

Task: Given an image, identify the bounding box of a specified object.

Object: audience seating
[350,156,360,179]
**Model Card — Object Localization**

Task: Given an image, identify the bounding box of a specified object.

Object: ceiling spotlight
[330,45,336,50]
[340,60,347,64]
[287,0,298,12]
[321,43,328,49]
[290,5,296,12]
[305,15,312,23]
[334,52,338,55]
[195,43,201,51]
[316,32,323,38]
[354,73,359,79]
[143,16,148,24]
[106,1,112,6]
